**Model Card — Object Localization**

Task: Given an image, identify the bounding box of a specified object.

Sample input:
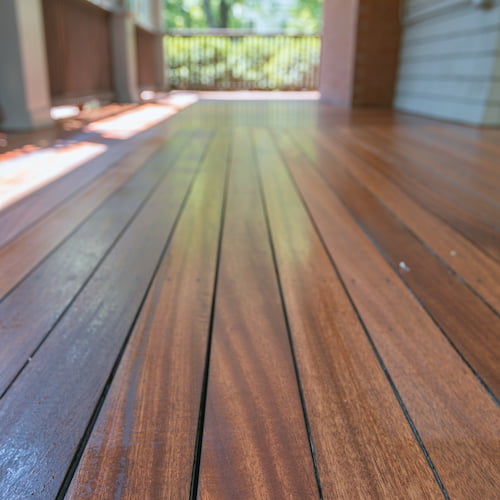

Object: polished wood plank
[0,130,176,299]
[278,126,500,500]
[0,133,197,396]
[254,128,443,499]
[335,128,500,261]
[0,101,498,499]
[281,130,500,395]
[377,124,500,189]
[346,127,500,229]
[425,124,500,162]
[66,131,228,499]
[0,132,208,499]
[198,129,318,499]
[299,129,500,313]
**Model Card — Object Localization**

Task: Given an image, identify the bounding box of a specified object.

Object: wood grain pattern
[0,132,208,499]
[280,130,500,395]
[65,131,229,499]
[374,124,500,191]
[366,125,500,206]
[0,133,196,397]
[254,128,443,499]
[0,102,498,499]
[349,127,500,227]
[423,125,500,164]
[278,127,500,500]
[0,131,179,299]
[197,129,318,499]
[335,128,500,261]
[298,129,500,312]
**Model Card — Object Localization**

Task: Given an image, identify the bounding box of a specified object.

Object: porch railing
[165,30,321,91]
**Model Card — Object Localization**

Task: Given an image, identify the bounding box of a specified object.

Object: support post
[0,0,53,130]
[111,6,139,103]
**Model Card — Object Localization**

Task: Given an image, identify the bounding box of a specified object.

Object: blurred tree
[284,0,322,33]
[164,0,323,32]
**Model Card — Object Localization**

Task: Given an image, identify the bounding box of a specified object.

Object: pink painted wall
[319,0,359,107]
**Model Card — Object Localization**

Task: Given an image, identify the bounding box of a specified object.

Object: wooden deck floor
[0,101,499,499]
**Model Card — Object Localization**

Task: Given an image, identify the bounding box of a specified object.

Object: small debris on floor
[450,250,457,257]
[399,261,411,272]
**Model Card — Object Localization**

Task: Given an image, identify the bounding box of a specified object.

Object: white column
[153,33,166,90]
[0,0,53,130]
[152,0,166,90]
[111,7,139,102]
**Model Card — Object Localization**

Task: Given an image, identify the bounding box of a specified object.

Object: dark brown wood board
[277,127,500,500]
[0,132,197,397]
[0,131,210,499]
[334,128,500,261]
[298,129,500,313]
[197,128,319,499]
[278,130,500,396]
[254,128,444,499]
[65,131,229,499]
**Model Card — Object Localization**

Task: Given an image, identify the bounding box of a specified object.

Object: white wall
[395,0,500,125]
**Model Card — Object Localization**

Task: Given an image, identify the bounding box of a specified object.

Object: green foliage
[284,0,323,34]
[164,0,323,33]
[165,35,321,90]
[164,0,252,29]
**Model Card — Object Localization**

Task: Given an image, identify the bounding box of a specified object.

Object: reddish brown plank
[0,132,198,396]
[426,124,500,161]
[254,129,443,499]
[65,131,229,499]
[198,129,318,499]
[378,124,500,188]
[0,132,209,499]
[278,130,500,396]
[274,128,500,500]
[367,125,500,202]
[347,126,500,228]
[297,129,500,313]
[334,128,500,261]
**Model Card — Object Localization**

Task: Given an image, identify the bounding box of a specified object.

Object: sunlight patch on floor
[0,95,198,212]
[0,142,107,211]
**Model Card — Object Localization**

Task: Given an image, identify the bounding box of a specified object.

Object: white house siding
[395,0,500,125]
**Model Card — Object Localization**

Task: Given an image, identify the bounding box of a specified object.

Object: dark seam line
[0,134,193,401]
[274,130,451,500]
[254,128,324,500]
[189,131,232,500]
[292,130,499,406]
[55,130,214,500]
[334,132,500,266]
[0,131,189,304]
